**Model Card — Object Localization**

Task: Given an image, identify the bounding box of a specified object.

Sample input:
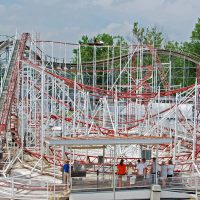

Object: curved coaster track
[0,33,200,179]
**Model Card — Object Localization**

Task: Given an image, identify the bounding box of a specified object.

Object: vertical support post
[196,80,200,160]
[72,77,76,136]
[69,147,72,192]
[192,81,197,161]
[119,41,122,92]
[169,61,172,89]
[173,93,178,163]
[26,62,29,147]
[53,146,56,200]
[157,87,160,136]
[41,42,45,173]
[111,46,114,87]
[103,96,106,128]
[102,145,105,179]
[114,88,118,136]
[107,46,109,91]
[139,44,143,92]
[34,72,37,148]
[85,92,89,136]
[93,45,96,108]
[78,44,83,84]
[113,145,116,200]
[21,64,24,161]
[61,81,65,137]
[155,144,158,185]
[129,46,132,94]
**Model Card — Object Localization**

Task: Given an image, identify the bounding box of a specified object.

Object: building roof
[45,135,172,146]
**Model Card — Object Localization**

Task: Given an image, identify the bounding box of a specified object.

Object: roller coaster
[0,33,200,198]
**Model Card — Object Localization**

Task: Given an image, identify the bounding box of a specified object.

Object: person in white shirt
[136,159,145,182]
[142,158,147,178]
[167,160,174,180]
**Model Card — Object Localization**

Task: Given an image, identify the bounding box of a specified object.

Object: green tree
[73,33,128,86]
[164,40,181,51]
[133,22,164,48]
[191,18,200,41]
[189,18,200,55]
[164,19,200,87]
[73,33,127,63]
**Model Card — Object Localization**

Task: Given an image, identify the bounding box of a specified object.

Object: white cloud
[101,22,133,40]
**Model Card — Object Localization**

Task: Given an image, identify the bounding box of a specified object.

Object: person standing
[127,162,134,186]
[142,158,148,179]
[136,159,145,182]
[151,157,160,184]
[63,160,70,185]
[117,159,126,187]
[167,160,174,180]
[160,161,168,187]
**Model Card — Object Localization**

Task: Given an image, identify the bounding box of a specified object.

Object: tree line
[73,18,200,88]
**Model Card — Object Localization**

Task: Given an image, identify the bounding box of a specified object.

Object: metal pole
[156,144,158,185]
[173,93,178,163]
[93,45,96,108]
[41,41,45,173]
[119,41,122,92]
[53,146,56,200]
[111,46,114,87]
[113,145,116,200]
[85,92,89,136]
[107,46,109,91]
[72,77,76,136]
[114,88,118,136]
[21,64,24,161]
[192,81,197,161]
[169,61,172,89]
[61,81,65,137]
[103,146,105,180]
[157,86,160,136]
[69,147,72,192]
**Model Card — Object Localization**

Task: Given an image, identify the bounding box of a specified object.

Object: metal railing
[0,173,198,199]
[0,175,67,199]
[71,172,200,198]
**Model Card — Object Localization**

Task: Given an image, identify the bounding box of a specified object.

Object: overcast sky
[0,0,199,43]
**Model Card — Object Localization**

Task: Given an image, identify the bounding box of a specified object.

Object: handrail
[0,176,67,200]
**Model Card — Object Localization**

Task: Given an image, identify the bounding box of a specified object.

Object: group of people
[117,158,174,187]
[62,158,174,187]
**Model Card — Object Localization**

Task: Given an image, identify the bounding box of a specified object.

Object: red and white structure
[0,33,200,178]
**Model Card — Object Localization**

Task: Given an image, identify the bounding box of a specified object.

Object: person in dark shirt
[63,160,70,184]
